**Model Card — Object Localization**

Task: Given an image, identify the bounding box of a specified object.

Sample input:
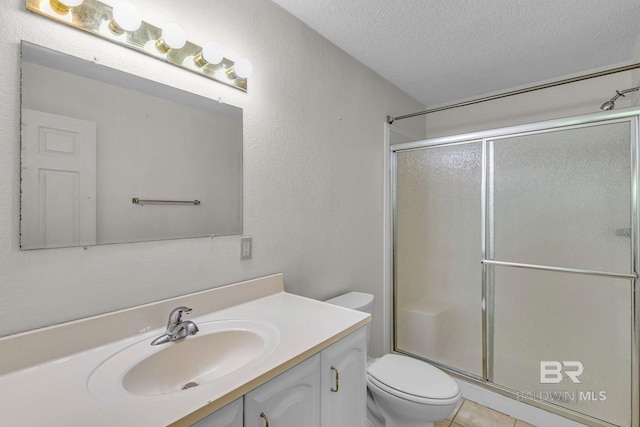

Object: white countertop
[0,274,369,426]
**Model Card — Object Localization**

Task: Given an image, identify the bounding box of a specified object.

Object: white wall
[0,0,424,357]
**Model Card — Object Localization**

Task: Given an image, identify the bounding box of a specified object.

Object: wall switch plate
[240,237,252,260]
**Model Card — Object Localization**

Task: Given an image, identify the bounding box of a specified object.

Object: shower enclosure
[391,109,640,427]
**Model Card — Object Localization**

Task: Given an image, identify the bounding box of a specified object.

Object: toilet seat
[367,374,460,406]
[367,354,460,405]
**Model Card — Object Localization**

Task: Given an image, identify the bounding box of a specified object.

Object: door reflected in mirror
[20,41,243,250]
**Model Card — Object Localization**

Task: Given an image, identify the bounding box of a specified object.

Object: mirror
[20,41,243,250]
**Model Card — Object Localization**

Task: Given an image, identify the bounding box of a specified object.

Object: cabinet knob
[260,412,270,427]
[330,365,340,392]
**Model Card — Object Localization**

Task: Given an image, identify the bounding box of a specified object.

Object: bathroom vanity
[0,274,369,426]
[206,328,367,427]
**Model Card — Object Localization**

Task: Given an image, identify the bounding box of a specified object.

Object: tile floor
[435,398,536,427]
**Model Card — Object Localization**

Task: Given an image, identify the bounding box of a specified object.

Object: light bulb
[155,23,187,53]
[233,58,253,79]
[194,42,224,67]
[49,0,83,15]
[109,2,141,34]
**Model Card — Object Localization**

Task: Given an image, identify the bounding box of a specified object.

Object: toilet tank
[325,292,374,351]
[325,292,374,314]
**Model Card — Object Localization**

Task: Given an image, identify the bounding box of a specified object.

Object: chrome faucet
[151,306,199,346]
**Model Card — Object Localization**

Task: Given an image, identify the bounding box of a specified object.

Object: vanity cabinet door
[244,354,320,427]
[320,327,367,427]
[190,398,243,427]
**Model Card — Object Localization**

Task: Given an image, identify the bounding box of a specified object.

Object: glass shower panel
[492,267,632,426]
[491,122,632,274]
[395,142,483,376]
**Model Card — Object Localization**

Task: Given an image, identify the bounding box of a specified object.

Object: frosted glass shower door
[489,121,633,426]
[395,142,483,377]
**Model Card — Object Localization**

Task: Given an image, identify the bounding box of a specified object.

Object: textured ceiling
[271,0,640,108]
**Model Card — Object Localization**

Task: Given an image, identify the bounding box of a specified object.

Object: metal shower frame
[389,106,640,427]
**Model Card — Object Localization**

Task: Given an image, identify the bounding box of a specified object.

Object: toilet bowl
[326,292,461,427]
[367,354,461,427]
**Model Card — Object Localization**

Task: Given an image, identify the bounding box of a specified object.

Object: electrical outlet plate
[240,237,252,260]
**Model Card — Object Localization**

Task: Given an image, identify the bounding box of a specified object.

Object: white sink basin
[88,319,279,398]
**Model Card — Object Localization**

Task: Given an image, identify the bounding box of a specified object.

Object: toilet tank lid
[368,354,459,400]
[325,292,374,311]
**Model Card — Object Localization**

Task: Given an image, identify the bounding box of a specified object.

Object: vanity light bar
[25,0,252,92]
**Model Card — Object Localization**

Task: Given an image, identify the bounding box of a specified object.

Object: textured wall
[0,0,424,356]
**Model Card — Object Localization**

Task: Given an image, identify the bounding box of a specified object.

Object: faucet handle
[167,306,193,328]
[171,320,200,341]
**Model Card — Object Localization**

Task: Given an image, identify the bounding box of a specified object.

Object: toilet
[325,292,461,427]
